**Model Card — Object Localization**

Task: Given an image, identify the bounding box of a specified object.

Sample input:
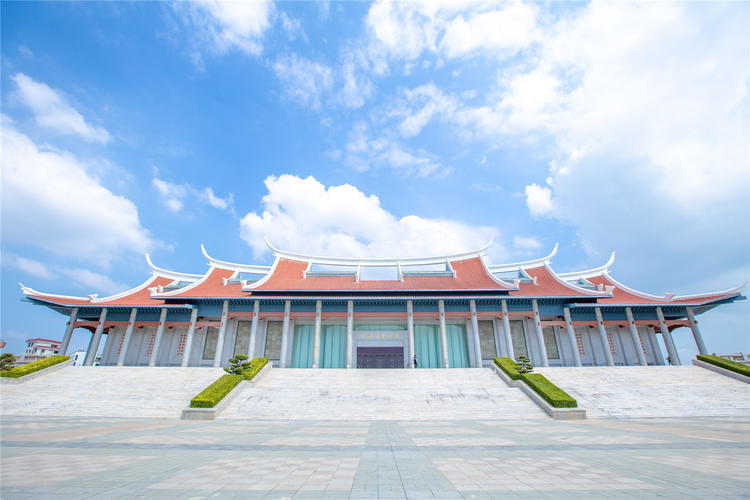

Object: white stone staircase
[219,368,547,420]
[0,366,224,418]
[535,366,750,418]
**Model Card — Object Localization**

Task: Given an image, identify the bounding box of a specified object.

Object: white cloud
[395,84,458,137]
[18,45,33,58]
[239,174,504,260]
[2,253,54,279]
[512,236,542,252]
[1,120,155,268]
[524,183,553,217]
[152,176,234,213]
[11,73,111,143]
[152,178,187,212]
[272,54,334,110]
[279,12,304,41]
[201,187,233,211]
[61,268,129,296]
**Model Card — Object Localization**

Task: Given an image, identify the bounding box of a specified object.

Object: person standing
[413,354,418,368]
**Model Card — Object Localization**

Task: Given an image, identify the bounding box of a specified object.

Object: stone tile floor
[1,416,748,498]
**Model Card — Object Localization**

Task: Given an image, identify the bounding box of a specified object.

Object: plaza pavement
[1,415,748,499]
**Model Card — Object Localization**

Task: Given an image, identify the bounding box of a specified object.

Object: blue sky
[1,1,748,359]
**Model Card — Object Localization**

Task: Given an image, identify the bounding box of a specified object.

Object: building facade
[19,338,61,364]
[21,241,745,369]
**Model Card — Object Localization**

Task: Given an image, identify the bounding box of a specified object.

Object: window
[478,320,496,360]
[202,327,219,360]
[509,321,527,358]
[264,321,283,360]
[607,332,616,355]
[575,331,585,355]
[234,321,252,357]
[542,327,559,359]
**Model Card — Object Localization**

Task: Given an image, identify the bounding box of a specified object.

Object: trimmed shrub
[189,357,269,408]
[0,355,70,378]
[697,354,750,378]
[521,373,578,408]
[494,357,522,380]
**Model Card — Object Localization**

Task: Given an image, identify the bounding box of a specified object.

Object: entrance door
[357,346,404,368]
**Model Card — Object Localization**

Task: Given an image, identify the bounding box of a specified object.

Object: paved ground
[2,416,748,498]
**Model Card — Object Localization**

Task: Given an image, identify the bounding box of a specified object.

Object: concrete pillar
[213,300,229,368]
[595,307,615,366]
[346,300,354,368]
[563,308,582,367]
[312,300,322,368]
[469,300,482,367]
[686,307,708,355]
[84,308,107,366]
[626,307,648,366]
[117,308,138,366]
[531,299,549,367]
[406,300,415,367]
[60,307,79,355]
[491,318,502,357]
[657,307,680,365]
[438,300,449,368]
[248,301,260,358]
[149,308,168,367]
[501,300,514,360]
[181,308,198,367]
[279,300,291,368]
[649,326,666,365]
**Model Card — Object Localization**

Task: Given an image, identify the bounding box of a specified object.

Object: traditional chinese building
[20,241,745,369]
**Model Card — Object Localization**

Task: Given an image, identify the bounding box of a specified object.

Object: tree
[517,356,533,373]
[224,353,252,375]
[0,353,17,371]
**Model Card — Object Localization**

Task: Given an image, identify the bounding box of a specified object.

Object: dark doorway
[357,346,404,369]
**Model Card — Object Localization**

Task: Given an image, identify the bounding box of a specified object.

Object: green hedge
[0,355,70,378]
[494,357,577,408]
[190,357,268,408]
[697,354,750,378]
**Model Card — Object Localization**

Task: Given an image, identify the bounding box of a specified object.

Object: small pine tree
[224,353,252,375]
[0,353,16,371]
[517,356,533,373]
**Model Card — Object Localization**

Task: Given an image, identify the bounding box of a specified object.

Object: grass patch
[190,357,268,408]
[494,357,577,408]
[0,355,70,378]
[697,354,750,378]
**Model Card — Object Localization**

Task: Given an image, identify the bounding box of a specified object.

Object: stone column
[469,300,482,367]
[346,300,354,368]
[648,326,665,365]
[686,306,708,355]
[117,308,138,366]
[248,301,260,358]
[84,308,107,366]
[279,300,291,368]
[213,300,229,368]
[657,307,680,365]
[626,307,648,366]
[531,299,549,367]
[595,307,615,366]
[501,300,514,360]
[149,308,168,367]
[181,308,198,367]
[60,307,79,356]
[563,308,582,367]
[407,300,415,368]
[312,300,322,368]
[438,300,449,368]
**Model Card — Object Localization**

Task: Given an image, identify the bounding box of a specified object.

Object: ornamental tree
[0,353,16,371]
[517,356,534,373]
[224,353,252,375]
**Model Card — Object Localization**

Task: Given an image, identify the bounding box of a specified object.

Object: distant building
[20,338,61,364]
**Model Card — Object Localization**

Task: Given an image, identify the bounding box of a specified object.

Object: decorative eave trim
[145,253,202,281]
[89,275,159,303]
[602,272,671,301]
[242,257,281,290]
[486,243,558,273]
[152,266,238,298]
[201,244,272,274]
[540,262,613,297]
[672,281,748,301]
[478,254,519,290]
[19,283,89,302]
[558,252,616,280]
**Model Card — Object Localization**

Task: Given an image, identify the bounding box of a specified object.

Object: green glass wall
[446,324,470,368]
[291,324,314,368]
[414,324,442,368]
[320,324,347,368]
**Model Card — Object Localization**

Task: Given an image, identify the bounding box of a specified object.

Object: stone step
[535,366,750,418]
[219,368,548,420]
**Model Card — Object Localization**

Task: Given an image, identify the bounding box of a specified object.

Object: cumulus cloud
[2,253,54,279]
[11,73,111,143]
[524,184,553,218]
[1,120,155,268]
[152,178,187,213]
[272,54,334,110]
[513,236,543,252]
[152,176,234,213]
[239,174,504,260]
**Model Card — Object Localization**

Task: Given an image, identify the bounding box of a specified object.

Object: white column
[438,300,449,368]
[248,301,260,358]
[501,300,514,360]
[117,308,138,366]
[60,307,79,355]
[312,300,322,368]
[346,300,354,368]
[686,307,708,355]
[648,326,665,365]
[213,300,229,368]
[469,300,482,367]
[531,299,549,367]
[563,308,582,367]
[657,307,680,365]
[407,300,415,367]
[84,308,107,366]
[181,308,198,367]
[626,307,648,366]
[595,307,615,366]
[279,300,291,368]
[149,308,168,367]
